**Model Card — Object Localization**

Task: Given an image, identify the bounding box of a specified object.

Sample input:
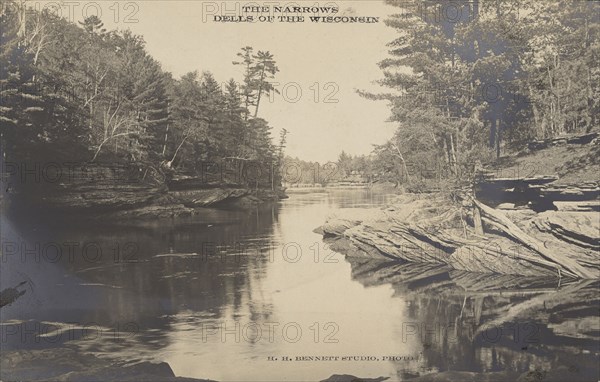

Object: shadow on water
[1,203,282,359]
[345,257,600,381]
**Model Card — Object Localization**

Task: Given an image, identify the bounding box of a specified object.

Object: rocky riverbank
[319,192,598,279]
[91,187,286,220]
[318,134,600,280]
[2,163,286,220]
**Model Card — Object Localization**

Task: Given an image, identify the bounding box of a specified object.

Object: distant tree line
[1,2,286,189]
[282,152,373,186]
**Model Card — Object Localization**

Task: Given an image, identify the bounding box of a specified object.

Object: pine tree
[233,46,256,120]
[252,51,279,118]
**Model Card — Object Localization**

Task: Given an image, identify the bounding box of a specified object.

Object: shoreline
[317,133,600,280]
[317,189,598,280]
[2,180,287,221]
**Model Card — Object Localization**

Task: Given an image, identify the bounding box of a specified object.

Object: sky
[35,0,400,163]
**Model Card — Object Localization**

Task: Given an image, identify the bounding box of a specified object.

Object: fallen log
[472,198,594,279]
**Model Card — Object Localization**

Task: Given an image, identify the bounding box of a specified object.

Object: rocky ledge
[3,162,286,220]
[318,192,599,279]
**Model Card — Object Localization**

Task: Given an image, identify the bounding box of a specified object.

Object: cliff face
[2,163,284,219]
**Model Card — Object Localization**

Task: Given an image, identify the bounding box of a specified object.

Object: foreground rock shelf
[318,192,599,280]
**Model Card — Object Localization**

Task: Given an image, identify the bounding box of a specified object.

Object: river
[1,190,598,381]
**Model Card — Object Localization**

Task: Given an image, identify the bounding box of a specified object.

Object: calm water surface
[1,190,598,381]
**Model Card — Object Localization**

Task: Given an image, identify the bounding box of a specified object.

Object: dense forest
[283,1,598,191]
[2,1,599,194]
[0,1,286,192]
[357,0,599,189]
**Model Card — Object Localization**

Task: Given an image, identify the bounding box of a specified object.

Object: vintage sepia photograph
[1,1,599,381]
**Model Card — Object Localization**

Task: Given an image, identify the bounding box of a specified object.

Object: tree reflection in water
[1,204,282,362]
[346,257,599,381]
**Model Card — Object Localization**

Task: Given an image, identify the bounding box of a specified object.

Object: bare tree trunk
[162,103,170,157]
[91,132,135,162]
[528,84,541,137]
[489,118,496,149]
[243,62,253,121]
[585,17,594,132]
[162,124,169,157]
[271,162,274,191]
[555,54,563,134]
[496,117,501,159]
[32,29,45,66]
[89,103,94,130]
[449,133,458,175]
[391,143,411,184]
[17,0,26,40]
[254,67,266,118]
[166,135,188,167]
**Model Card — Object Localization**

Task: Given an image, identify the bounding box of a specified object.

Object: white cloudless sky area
[36,0,400,163]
